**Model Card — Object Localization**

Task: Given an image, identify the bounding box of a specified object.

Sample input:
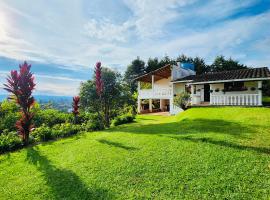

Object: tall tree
[176,54,209,74]
[3,61,36,144]
[193,56,209,75]
[124,57,145,93]
[80,67,130,127]
[210,56,247,72]
[145,57,160,73]
[159,55,175,68]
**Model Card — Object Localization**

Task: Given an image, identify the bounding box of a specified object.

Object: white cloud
[0,0,269,96]
[84,19,133,42]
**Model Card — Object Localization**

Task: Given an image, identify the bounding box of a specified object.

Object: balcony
[138,88,172,99]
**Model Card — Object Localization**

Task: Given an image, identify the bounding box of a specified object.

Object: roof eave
[188,77,270,85]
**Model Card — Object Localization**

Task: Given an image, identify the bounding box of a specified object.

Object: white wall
[173,83,185,94]
[154,76,171,89]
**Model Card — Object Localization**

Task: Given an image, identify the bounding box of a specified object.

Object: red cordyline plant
[95,62,103,97]
[72,96,80,124]
[4,61,36,144]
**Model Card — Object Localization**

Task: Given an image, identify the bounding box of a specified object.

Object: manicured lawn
[0,107,270,199]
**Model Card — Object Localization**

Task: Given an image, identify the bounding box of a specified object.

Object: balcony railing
[138,88,172,99]
[211,94,261,106]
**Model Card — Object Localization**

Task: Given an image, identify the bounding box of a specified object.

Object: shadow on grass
[170,136,270,155]
[97,139,138,151]
[26,147,112,199]
[108,118,254,139]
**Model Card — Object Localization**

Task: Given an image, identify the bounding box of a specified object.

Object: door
[204,84,210,102]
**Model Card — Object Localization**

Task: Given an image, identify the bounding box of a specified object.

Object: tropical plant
[95,62,103,97]
[3,61,36,144]
[173,92,191,110]
[72,96,80,124]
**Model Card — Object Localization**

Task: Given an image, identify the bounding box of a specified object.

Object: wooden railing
[138,88,172,99]
[211,94,261,106]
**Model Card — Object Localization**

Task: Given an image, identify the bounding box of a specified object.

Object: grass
[0,107,270,199]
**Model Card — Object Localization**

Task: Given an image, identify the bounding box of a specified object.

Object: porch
[190,81,263,106]
[138,99,171,114]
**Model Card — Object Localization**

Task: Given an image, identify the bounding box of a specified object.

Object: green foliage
[52,123,81,138]
[1,108,270,199]
[32,123,81,142]
[124,56,145,93]
[0,113,19,133]
[34,109,72,127]
[31,124,53,142]
[210,55,247,72]
[82,114,105,131]
[262,80,270,96]
[80,67,134,127]
[0,130,22,153]
[173,92,191,110]
[0,100,20,133]
[112,113,135,126]
[0,99,19,114]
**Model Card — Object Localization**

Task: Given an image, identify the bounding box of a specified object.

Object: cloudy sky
[0,0,269,96]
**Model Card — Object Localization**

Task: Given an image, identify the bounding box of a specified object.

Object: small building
[135,63,270,115]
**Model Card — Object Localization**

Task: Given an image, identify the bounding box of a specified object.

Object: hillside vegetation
[0,107,269,199]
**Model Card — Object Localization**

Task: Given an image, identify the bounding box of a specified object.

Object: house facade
[136,63,270,115]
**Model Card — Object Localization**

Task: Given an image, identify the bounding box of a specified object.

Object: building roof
[172,67,270,84]
[134,64,171,83]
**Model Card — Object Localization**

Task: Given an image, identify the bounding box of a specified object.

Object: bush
[112,113,135,126]
[31,124,53,142]
[52,123,81,138]
[34,109,72,127]
[0,130,22,153]
[81,113,105,131]
[0,113,19,133]
[173,92,191,110]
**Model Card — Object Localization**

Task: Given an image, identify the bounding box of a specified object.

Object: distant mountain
[0,94,73,112]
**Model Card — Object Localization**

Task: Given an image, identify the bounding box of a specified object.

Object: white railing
[211,94,260,106]
[138,88,172,99]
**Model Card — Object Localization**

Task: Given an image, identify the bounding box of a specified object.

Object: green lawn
[0,107,270,199]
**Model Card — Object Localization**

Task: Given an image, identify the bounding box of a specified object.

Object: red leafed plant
[95,62,103,97]
[72,96,80,124]
[3,61,36,144]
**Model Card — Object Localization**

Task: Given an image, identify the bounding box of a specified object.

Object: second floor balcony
[138,88,172,99]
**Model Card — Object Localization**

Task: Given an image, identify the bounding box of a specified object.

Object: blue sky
[0,0,270,96]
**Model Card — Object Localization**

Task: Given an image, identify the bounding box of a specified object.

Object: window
[224,81,247,91]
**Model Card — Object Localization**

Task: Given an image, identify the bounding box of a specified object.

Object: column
[190,84,194,105]
[137,98,141,113]
[152,75,154,91]
[210,84,213,105]
[258,81,262,106]
[149,99,153,112]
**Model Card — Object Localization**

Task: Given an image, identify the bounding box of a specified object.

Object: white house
[135,63,270,115]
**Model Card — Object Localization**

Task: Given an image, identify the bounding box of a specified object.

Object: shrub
[52,123,80,138]
[112,113,135,126]
[81,113,104,131]
[0,130,22,153]
[0,113,19,133]
[31,124,52,142]
[34,109,72,127]
[173,92,191,110]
